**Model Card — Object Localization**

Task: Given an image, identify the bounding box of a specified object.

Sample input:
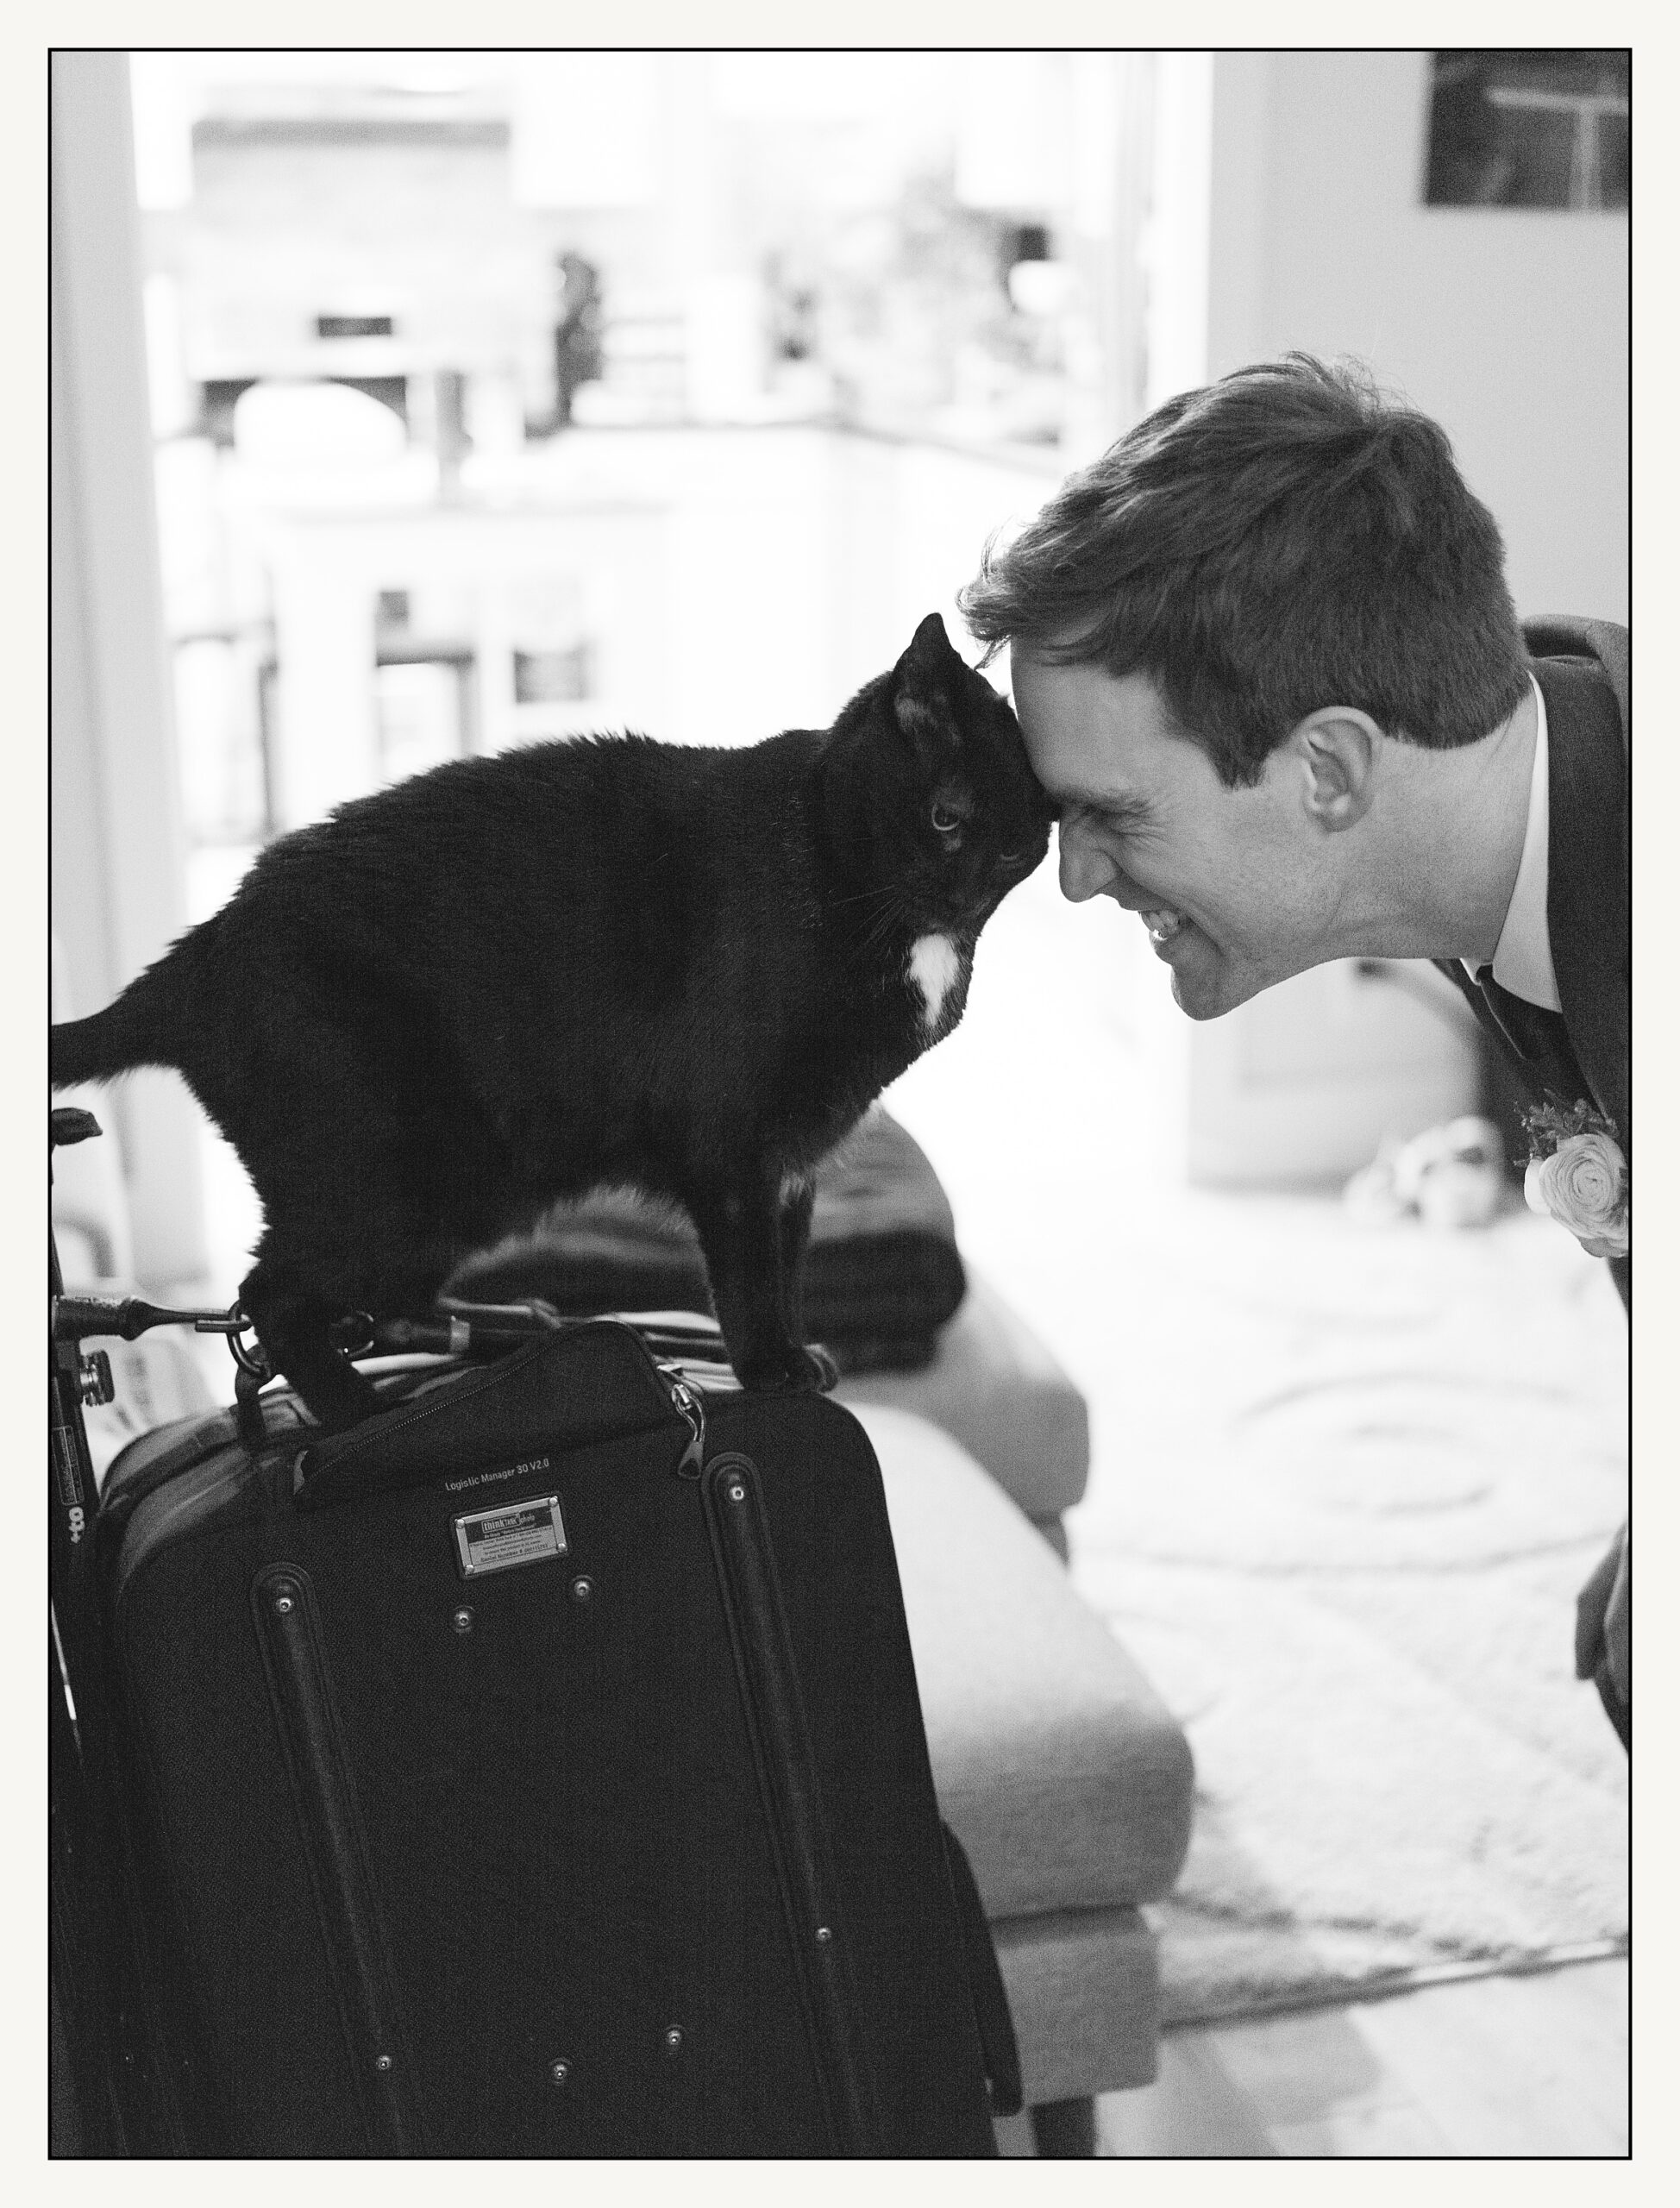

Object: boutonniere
[1521,1101,1629,1259]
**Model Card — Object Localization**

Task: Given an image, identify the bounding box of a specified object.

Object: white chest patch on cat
[907,932,963,1032]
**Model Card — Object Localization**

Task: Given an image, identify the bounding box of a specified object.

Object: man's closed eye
[1060,796,1155,837]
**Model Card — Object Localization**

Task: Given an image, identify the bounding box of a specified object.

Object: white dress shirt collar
[1463,675,1563,1013]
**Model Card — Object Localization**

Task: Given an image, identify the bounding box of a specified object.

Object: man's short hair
[959,354,1531,787]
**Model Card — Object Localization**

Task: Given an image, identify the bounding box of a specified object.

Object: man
[959,353,1630,1747]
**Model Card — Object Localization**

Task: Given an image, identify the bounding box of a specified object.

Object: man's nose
[1058,820,1115,904]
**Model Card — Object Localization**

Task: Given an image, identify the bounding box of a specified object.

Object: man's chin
[1168,958,1261,1021]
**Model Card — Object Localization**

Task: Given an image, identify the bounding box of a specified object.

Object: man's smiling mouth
[1139,905,1187,944]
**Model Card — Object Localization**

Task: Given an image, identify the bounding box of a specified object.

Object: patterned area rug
[1064,1194,1630,2025]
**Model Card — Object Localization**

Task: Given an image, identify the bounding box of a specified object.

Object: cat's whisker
[826,885,897,912]
[862,897,910,954]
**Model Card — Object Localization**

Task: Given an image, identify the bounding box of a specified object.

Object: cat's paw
[796,1343,839,1395]
[739,1343,838,1395]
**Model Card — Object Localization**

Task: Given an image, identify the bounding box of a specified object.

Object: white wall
[1208,50,1627,623]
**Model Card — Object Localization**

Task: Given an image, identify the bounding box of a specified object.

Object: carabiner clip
[227,1308,273,1383]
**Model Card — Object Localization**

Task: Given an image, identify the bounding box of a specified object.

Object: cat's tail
[49,952,191,1089]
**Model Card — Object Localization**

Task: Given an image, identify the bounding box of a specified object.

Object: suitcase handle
[701,1452,883,2155]
[252,1565,427,2153]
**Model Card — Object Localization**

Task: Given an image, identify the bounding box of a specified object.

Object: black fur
[51,612,1050,1427]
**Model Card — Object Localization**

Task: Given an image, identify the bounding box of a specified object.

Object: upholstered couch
[839,1276,1194,2155]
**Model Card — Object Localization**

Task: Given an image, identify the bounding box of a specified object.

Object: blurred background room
[50,47,1629,2155]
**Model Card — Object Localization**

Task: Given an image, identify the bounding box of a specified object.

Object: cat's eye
[930,803,962,836]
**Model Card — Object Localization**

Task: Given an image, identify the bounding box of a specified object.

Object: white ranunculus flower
[1524,1131,1629,1259]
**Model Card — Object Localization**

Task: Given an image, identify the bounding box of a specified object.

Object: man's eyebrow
[1050,784,1156,825]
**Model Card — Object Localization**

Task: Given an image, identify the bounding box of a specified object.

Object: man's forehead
[1013,707,1145,811]
[1009,689,1147,807]
[1012,657,1180,783]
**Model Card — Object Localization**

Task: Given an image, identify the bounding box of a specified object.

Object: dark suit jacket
[1435,617,1630,1309]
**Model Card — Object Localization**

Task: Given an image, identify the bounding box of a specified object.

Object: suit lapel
[1432,955,1589,1108]
[1434,957,1523,1070]
[1534,655,1631,1151]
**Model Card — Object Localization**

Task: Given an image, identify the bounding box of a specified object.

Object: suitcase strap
[701,1452,883,2156]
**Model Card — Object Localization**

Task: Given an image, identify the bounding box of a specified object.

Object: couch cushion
[853,1403,1194,1922]
[993,1908,1161,2104]
[837,1274,1090,1523]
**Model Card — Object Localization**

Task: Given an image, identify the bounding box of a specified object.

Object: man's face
[1009,654,1342,1019]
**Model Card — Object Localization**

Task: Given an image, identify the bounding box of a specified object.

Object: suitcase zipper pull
[662,1370,706,1479]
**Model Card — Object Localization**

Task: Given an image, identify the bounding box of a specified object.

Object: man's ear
[1289,709,1381,830]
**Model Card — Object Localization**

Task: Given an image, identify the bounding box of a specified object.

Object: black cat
[51,612,1050,1428]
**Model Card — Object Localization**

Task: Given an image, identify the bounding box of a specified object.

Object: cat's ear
[891,612,962,762]
[905,611,955,662]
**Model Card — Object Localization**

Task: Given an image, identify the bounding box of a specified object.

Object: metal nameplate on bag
[452,1494,568,1579]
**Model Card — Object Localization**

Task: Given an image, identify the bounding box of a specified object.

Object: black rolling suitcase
[87,1315,1017,2156]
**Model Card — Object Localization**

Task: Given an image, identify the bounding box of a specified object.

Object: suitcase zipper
[556,1316,710,1479]
[659,1370,706,1480]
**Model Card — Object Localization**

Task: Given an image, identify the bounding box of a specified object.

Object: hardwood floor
[1094,1959,1629,2157]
